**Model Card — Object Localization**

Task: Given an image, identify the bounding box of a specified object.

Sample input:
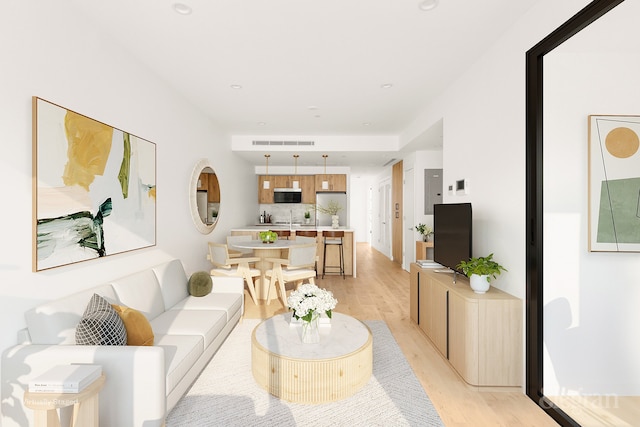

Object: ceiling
[70,0,540,173]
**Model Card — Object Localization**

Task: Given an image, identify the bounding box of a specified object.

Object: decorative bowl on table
[259,230,278,244]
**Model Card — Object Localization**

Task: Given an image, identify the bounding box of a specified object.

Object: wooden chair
[265,243,317,307]
[294,232,318,275]
[208,242,260,305]
[226,235,254,258]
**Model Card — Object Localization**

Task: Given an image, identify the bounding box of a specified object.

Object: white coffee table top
[252,312,371,360]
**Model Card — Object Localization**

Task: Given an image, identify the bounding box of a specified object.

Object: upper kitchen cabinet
[197,172,208,191]
[207,172,220,203]
[299,175,315,203]
[315,174,347,192]
[258,175,274,203]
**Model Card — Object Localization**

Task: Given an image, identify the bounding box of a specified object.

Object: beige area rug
[166,319,444,426]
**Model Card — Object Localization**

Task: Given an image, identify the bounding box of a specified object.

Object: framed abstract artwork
[588,114,640,252]
[33,97,156,271]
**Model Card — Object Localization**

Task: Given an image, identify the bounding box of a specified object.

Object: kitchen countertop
[235,225,355,232]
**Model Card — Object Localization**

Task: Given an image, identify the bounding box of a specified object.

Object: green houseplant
[414,223,433,242]
[456,253,507,294]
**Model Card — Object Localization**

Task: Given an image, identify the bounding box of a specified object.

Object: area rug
[166,319,443,426]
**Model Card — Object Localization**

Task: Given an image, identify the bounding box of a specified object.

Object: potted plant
[414,223,433,242]
[304,210,311,224]
[315,200,343,228]
[456,253,507,294]
[259,230,278,244]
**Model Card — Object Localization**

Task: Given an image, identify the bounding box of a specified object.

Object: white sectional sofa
[1,259,244,427]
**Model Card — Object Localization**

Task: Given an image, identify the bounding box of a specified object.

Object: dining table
[232,239,303,302]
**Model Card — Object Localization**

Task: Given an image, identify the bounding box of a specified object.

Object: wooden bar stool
[322,230,345,279]
[273,230,291,240]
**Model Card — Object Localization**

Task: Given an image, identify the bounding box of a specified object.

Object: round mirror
[189,159,220,234]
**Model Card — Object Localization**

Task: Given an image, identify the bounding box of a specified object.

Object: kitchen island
[230,226,356,278]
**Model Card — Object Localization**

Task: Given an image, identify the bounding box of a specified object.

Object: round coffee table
[251,312,372,404]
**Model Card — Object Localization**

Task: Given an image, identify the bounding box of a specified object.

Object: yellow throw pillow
[112,305,154,346]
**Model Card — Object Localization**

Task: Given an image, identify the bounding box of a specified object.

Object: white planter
[469,274,490,294]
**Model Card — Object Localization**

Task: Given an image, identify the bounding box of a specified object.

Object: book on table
[416,259,442,268]
[28,364,102,393]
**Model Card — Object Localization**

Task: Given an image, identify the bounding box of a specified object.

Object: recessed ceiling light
[314,115,321,118]
[363,122,371,126]
[381,83,393,89]
[230,84,243,89]
[173,3,192,15]
[418,0,439,11]
[258,122,266,126]
[307,105,318,110]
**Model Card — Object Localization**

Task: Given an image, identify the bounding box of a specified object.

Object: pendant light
[292,154,300,189]
[263,154,271,189]
[321,154,329,190]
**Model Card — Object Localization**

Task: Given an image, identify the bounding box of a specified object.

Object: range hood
[274,188,302,203]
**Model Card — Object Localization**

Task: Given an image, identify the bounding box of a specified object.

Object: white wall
[543,43,640,395]
[0,2,256,358]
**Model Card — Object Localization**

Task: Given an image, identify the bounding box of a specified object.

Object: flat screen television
[433,203,472,274]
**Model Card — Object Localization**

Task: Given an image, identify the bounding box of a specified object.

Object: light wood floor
[243,243,558,427]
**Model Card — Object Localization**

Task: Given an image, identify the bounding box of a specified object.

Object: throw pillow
[189,271,212,297]
[112,305,154,346]
[76,294,127,346]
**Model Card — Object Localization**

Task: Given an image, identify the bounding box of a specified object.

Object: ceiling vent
[252,140,315,146]
[382,158,397,167]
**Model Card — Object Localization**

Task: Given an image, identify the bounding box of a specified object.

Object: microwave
[274,188,302,203]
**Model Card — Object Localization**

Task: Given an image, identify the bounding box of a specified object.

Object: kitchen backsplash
[258,203,316,225]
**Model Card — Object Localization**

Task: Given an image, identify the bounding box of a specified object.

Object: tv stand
[409,263,522,388]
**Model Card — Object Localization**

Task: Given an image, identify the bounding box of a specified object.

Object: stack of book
[416,259,442,269]
[28,364,102,393]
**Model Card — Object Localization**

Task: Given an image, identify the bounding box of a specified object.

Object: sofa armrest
[2,344,166,427]
[211,276,244,294]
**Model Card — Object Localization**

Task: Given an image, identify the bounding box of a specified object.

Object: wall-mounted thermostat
[456,179,469,195]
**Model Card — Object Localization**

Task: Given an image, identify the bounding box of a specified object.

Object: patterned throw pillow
[76,293,127,345]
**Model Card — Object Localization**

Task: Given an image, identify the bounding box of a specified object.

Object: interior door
[378,179,392,258]
[403,167,415,271]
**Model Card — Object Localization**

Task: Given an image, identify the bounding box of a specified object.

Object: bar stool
[273,230,291,239]
[295,230,319,275]
[322,230,345,279]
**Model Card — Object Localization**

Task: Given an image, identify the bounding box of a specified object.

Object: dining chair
[226,235,254,258]
[264,243,317,307]
[208,242,260,305]
[294,233,318,275]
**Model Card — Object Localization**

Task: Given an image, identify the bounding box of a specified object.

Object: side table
[23,374,105,427]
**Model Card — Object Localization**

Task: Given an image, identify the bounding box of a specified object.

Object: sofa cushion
[112,305,154,346]
[25,284,119,345]
[154,334,203,395]
[111,269,165,320]
[150,310,227,350]
[169,293,242,322]
[188,272,212,297]
[152,259,189,309]
[76,294,127,346]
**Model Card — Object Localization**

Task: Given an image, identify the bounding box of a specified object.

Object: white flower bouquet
[287,283,338,322]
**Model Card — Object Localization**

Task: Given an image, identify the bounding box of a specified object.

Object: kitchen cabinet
[197,173,208,191]
[207,172,220,203]
[315,174,347,192]
[258,176,274,204]
[299,175,315,203]
[258,175,316,204]
[410,265,522,387]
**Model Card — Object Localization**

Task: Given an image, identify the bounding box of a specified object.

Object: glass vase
[301,311,320,344]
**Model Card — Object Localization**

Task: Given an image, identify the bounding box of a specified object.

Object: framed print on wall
[588,114,640,252]
[33,97,157,271]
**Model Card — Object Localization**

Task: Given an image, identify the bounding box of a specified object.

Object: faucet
[289,209,293,231]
